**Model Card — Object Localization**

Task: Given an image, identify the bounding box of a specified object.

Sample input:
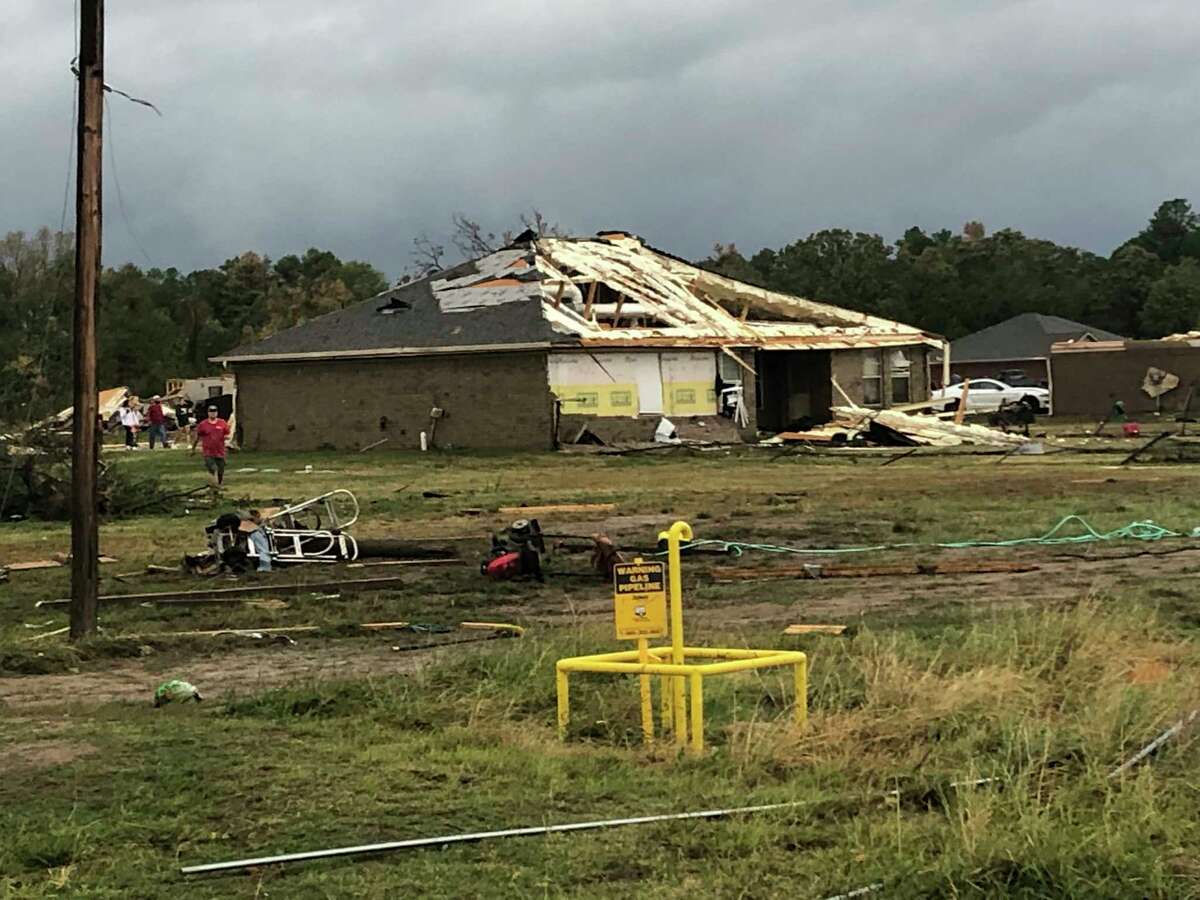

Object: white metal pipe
[180,800,807,876]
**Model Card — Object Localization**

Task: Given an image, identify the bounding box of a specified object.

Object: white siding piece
[433,249,538,313]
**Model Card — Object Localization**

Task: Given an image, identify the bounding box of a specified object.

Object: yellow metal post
[662,520,693,747]
[637,637,654,743]
[793,657,807,730]
[556,667,570,740]
[660,673,673,738]
[689,672,705,755]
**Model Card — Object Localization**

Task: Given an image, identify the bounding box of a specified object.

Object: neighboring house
[1051,334,1200,417]
[213,231,943,450]
[165,375,236,407]
[931,313,1123,389]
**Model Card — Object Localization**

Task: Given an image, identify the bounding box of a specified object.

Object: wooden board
[783,624,847,636]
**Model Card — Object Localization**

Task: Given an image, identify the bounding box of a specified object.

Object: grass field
[2,442,1200,897]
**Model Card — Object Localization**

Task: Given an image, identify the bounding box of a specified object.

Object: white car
[930,378,1050,414]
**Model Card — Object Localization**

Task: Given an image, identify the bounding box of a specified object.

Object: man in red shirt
[146,395,168,449]
[191,405,230,486]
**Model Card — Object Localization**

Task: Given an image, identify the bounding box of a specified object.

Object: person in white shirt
[118,399,142,449]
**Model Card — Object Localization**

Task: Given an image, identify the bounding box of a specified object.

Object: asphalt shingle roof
[949,313,1124,362]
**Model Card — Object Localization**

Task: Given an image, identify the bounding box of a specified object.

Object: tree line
[3,199,1199,425]
[700,199,1200,344]
[0,234,387,424]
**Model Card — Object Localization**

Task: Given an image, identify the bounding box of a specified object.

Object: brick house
[214,232,943,449]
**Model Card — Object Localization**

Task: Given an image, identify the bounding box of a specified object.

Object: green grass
[2,447,1200,895]
[2,600,1198,896]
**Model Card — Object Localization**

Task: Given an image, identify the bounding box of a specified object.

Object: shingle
[949,313,1125,362]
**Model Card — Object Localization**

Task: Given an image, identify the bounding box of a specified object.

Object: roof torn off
[436,232,939,350]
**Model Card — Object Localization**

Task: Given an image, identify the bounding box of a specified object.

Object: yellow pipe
[556,653,805,678]
[793,659,808,730]
[662,520,693,746]
[660,673,673,739]
[556,667,570,740]
[637,638,654,744]
[690,673,705,755]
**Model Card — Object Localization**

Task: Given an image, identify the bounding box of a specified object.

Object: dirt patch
[0,639,463,711]
[0,739,98,771]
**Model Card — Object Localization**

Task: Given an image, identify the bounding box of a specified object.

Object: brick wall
[1051,343,1200,417]
[831,345,929,407]
[233,351,555,450]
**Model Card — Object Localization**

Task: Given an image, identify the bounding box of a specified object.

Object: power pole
[70,0,104,640]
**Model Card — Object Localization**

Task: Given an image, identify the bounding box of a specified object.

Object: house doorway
[756,350,833,431]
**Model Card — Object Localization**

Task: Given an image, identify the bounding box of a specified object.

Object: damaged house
[213,232,943,450]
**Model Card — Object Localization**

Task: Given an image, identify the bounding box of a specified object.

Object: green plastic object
[154,679,203,707]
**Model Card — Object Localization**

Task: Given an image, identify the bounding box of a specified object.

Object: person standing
[175,398,194,445]
[191,404,230,486]
[146,395,168,449]
[118,398,141,449]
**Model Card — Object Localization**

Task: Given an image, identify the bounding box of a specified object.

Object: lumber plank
[783,624,848,635]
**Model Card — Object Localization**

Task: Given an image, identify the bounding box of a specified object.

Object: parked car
[996,368,1046,388]
[931,378,1050,414]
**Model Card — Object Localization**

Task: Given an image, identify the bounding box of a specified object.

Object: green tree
[1140,259,1200,337]
[1129,199,1200,264]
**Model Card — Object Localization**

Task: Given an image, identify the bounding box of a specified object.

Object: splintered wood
[829,406,1027,448]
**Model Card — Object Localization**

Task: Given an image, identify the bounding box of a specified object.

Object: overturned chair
[206,490,360,570]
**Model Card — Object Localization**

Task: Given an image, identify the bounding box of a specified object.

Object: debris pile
[0,426,183,520]
[768,406,1028,448]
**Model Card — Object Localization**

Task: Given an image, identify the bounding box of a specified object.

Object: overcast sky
[4,0,1199,278]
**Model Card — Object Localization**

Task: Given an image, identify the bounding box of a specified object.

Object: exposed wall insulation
[549,350,718,417]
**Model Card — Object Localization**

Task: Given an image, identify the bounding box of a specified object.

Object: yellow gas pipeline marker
[556,521,807,755]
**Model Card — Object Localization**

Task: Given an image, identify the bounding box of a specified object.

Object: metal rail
[180,800,808,876]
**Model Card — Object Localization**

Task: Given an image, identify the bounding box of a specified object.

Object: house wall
[550,348,756,442]
[233,351,555,450]
[830,345,929,408]
[1051,343,1200,417]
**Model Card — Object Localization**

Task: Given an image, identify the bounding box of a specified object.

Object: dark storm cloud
[3,0,1199,277]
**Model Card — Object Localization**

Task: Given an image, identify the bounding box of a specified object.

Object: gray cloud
[3,0,1199,278]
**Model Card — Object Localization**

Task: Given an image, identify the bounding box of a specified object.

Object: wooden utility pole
[70,0,104,640]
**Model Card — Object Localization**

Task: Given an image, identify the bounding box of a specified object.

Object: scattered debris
[154,679,203,707]
[829,406,1027,448]
[180,799,810,875]
[1108,709,1200,778]
[1119,431,1172,466]
[1142,366,1180,400]
[25,626,70,642]
[4,556,117,572]
[783,625,848,636]
[483,519,545,581]
[589,534,623,579]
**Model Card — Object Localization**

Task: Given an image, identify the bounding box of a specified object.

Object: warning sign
[612,560,668,640]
